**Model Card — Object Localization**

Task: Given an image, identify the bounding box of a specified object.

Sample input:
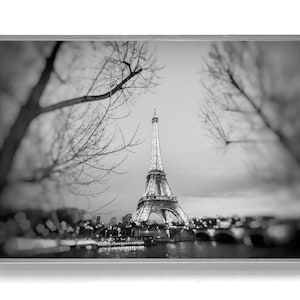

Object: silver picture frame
[0,35,300,276]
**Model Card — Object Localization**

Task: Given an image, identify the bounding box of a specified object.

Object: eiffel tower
[131,110,189,226]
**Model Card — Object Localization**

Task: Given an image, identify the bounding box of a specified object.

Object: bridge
[193,228,245,244]
[130,219,299,247]
[193,225,298,247]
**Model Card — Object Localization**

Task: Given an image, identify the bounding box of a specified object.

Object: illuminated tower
[131,110,189,226]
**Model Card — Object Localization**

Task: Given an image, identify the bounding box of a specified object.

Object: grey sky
[60,41,300,222]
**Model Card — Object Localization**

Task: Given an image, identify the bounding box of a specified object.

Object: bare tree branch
[38,68,142,115]
[199,41,300,184]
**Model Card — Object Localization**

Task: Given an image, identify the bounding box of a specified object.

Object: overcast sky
[54,41,300,222]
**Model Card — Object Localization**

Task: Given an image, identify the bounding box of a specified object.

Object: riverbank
[2,236,300,258]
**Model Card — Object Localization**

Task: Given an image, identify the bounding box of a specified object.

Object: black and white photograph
[1,39,300,258]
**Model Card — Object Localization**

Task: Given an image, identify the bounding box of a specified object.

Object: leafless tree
[199,41,300,185]
[0,41,160,205]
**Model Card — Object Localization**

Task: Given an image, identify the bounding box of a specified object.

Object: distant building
[122,213,132,225]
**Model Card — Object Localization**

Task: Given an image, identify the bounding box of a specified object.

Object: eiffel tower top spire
[150,109,164,172]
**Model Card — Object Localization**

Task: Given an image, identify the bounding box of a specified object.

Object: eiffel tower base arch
[131,200,189,226]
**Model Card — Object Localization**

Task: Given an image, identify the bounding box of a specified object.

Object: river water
[55,240,300,258]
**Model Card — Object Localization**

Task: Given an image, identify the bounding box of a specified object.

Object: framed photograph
[0,36,300,261]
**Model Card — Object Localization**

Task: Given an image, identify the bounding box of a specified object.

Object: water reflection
[43,240,300,258]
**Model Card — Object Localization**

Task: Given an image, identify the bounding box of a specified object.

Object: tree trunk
[0,42,62,196]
